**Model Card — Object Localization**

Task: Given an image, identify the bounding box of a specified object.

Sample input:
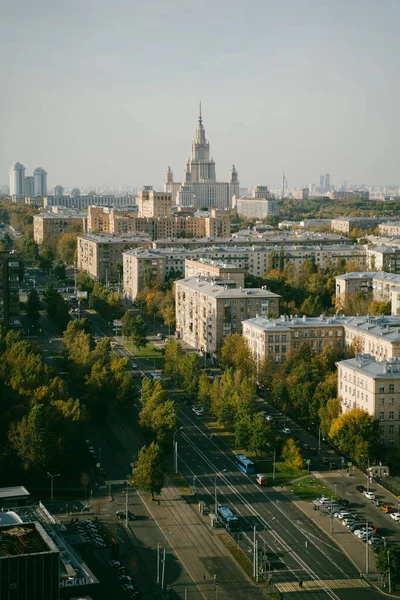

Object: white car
[337,512,353,520]
[342,518,356,526]
[265,415,274,422]
[364,491,375,500]
[390,512,400,522]
[282,427,291,435]
[192,406,204,416]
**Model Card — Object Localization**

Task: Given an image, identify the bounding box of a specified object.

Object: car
[380,504,391,514]
[374,499,382,507]
[310,447,318,454]
[371,539,384,548]
[282,427,291,435]
[349,523,361,532]
[356,485,366,493]
[99,468,107,476]
[390,512,400,522]
[116,510,136,521]
[192,406,204,416]
[264,415,274,422]
[301,443,310,450]
[256,474,268,486]
[320,457,329,465]
[205,369,214,376]
[364,491,375,500]
[338,512,353,520]
[329,462,337,470]
[131,363,138,369]
[338,498,351,508]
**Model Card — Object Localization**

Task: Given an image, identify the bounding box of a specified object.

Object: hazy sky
[1,0,399,190]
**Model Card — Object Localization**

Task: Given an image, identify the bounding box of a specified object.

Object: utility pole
[388,549,392,594]
[272,451,276,482]
[161,547,166,590]
[47,472,60,501]
[253,526,256,578]
[255,539,259,582]
[365,517,369,574]
[125,482,129,528]
[173,427,182,475]
[157,543,160,584]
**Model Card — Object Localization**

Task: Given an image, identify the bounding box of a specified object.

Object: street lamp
[214,470,226,515]
[47,472,60,501]
[173,427,183,474]
[263,517,276,580]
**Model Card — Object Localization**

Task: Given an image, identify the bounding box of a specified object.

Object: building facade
[164,106,239,209]
[331,217,388,235]
[0,252,20,328]
[337,355,400,446]
[233,186,278,219]
[175,277,280,352]
[9,163,25,197]
[33,212,87,244]
[335,271,400,305]
[77,233,152,281]
[33,168,47,197]
[43,194,136,210]
[137,186,173,217]
[184,258,245,288]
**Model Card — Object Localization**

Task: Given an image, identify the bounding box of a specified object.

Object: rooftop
[78,233,151,243]
[176,277,280,298]
[243,315,345,331]
[335,271,400,283]
[0,486,30,500]
[337,354,400,378]
[0,522,58,558]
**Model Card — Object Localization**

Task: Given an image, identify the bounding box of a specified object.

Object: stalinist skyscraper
[164,104,239,209]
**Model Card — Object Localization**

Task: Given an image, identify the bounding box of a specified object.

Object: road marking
[275,579,369,593]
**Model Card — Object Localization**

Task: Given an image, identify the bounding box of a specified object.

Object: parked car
[356,485,366,493]
[116,510,136,521]
[256,474,268,486]
[282,427,291,435]
[338,512,353,520]
[381,504,391,514]
[364,491,375,500]
[338,498,351,508]
[264,415,274,422]
[192,406,204,416]
[390,512,400,522]
[374,499,382,507]
[320,457,329,465]
[329,462,337,470]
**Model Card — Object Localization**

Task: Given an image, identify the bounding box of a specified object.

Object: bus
[216,506,239,532]
[234,453,255,474]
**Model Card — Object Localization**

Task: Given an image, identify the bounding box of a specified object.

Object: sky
[1,0,399,190]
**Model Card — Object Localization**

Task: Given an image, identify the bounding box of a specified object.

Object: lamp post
[47,472,60,501]
[214,470,226,515]
[173,427,183,474]
[263,517,276,577]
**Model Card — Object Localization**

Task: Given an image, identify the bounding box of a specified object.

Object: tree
[198,373,212,412]
[110,354,135,408]
[26,289,41,322]
[281,438,303,470]
[56,233,77,265]
[76,272,94,293]
[329,409,380,468]
[53,259,66,280]
[368,301,391,316]
[134,442,165,499]
[248,413,275,457]
[220,334,255,377]
[130,315,148,350]
[318,398,341,440]
[180,353,201,399]
[163,340,185,382]
[375,546,400,591]
[235,414,252,450]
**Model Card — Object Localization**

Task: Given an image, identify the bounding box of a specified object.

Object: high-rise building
[0,252,21,327]
[71,188,81,197]
[33,167,47,196]
[325,173,331,192]
[319,174,324,193]
[54,185,64,197]
[24,176,34,196]
[164,105,239,209]
[9,163,26,196]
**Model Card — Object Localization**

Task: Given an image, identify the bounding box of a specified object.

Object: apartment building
[33,212,86,244]
[244,314,400,364]
[331,217,387,235]
[43,194,136,210]
[337,354,400,446]
[366,245,400,273]
[243,315,345,363]
[378,222,400,236]
[77,233,152,281]
[0,252,21,328]
[184,259,245,288]
[232,185,278,219]
[335,271,400,305]
[137,186,172,218]
[175,278,280,353]
[123,249,171,302]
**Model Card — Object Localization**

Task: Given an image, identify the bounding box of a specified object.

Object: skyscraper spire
[198,101,202,125]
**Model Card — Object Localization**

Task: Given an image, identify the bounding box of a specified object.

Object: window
[389,384,395,393]
[379,412,385,420]
[380,398,385,406]
[282,335,287,342]
[380,385,385,393]
[275,346,280,353]
[282,345,287,353]
[275,335,280,342]
[389,412,394,421]
[389,424,394,435]
[390,398,394,406]
[268,335,273,343]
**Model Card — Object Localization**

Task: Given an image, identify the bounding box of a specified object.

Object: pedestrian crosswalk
[275,578,369,593]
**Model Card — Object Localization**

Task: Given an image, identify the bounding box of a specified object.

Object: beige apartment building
[123,250,168,302]
[243,315,345,363]
[175,278,280,353]
[366,245,400,273]
[33,212,86,244]
[378,222,400,236]
[331,217,386,235]
[335,271,400,305]
[337,354,400,446]
[243,314,400,364]
[137,186,173,218]
[77,233,152,282]
[184,259,245,288]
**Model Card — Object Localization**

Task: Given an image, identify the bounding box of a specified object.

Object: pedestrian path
[275,578,370,593]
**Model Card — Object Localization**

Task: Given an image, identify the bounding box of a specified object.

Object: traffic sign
[306,459,311,465]
[341,457,345,463]
[348,462,352,467]
[329,515,334,520]
[318,446,321,450]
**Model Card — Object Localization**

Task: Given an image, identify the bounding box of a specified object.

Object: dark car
[116,510,136,521]
[329,462,337,470]
[356,485,366,493]
[320,457,329,465]
[338,498,350,508]
[205,369,214,376]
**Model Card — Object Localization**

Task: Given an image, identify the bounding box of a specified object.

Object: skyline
[1,0,399,189]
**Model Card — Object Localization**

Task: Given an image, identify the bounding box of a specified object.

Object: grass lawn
[125,342,164,369]
[289,476,340,502]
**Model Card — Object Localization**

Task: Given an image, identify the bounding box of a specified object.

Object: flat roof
[78,233,151,243]
[0,522,59,558]
[176,277,280,298]
[0,486,30,500]
[243,315,345,331]
[337,355,400,379]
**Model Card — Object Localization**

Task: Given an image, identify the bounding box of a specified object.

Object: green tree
[76,272,95,293]
[329,409,380,468]
[220,334,255,377]
[134,442,165,499]
[85,359,115,417]
[53,259,66,280]
[180,353,201,399]
[318,398,341,440]
[198,373,212,412]
[26,288,41,322]
[248,413,274,457]
[375,546,400,592]
[163,340,185,382]
[281,438,303,470]
[110,354,135,408]
[130,315,148,350]
[235,414,252,450]
[56,233,77,265]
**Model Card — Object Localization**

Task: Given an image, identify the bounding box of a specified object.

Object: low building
[243,315,345,363]
[0,522,60,600]
[0,486,30,508]
[33,212,86,244]
[331,217,387,235]
[77,233,152,281]
[123,249,168,302]
[292,188,309,200]
[175,277,280,353]
[366,245,400,273]
[379,222,400,236]
[335,271,400,305]
[43,194,136,210]
[337,354,400,446]
[0,252,21,328]
[232,186,278,219]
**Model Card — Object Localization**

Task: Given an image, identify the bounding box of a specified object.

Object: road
[34,308,389,598]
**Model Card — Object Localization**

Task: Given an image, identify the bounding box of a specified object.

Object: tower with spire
[164,104,239,209]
